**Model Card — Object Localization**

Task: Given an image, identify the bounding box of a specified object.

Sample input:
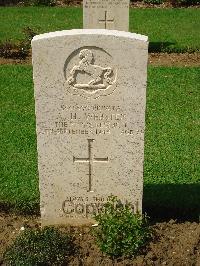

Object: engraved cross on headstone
[73,139,108,192]
[98,11,114,29]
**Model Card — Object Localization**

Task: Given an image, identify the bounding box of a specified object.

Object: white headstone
[32,29,148,226]
[83,0,129,31]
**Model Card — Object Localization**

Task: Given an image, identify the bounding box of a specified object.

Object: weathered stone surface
[83,0,129,31]
[32,29,148,226]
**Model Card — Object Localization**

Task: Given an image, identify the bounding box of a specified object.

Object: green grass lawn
[144,67,200,220]
[0,65,199,219]
[0,7,200,52]
[0,66,39,213]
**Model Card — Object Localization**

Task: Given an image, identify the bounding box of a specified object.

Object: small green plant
[93,196,151,258]
[4,227,75,265]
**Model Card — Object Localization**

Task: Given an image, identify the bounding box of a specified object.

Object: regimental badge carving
[67,49,113,90]
[64,47,117,99]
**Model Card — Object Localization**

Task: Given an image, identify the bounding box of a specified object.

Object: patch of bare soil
[2,0,200,8]
[0,212,39,265]
[37,0,200,8]
[1,53,199,67]
[0,57,31,65]
[149,52,200,67]
[0,212,200,265]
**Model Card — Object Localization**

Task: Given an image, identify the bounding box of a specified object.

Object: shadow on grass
[143,184,200,222]
[0,200,40,216]
[148,41,177,53]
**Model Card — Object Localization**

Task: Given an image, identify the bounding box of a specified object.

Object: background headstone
[83,0,129,31]
[32,29,148,226]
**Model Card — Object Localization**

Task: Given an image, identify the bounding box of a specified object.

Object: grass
[0,7,82,42]
[0,7,200,52]
[0,65,39,213]
[144,67,200,219]
[145,67,199,185]
[0,65,199,218]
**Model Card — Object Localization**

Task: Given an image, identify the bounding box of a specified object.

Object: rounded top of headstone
[32,29,148,43]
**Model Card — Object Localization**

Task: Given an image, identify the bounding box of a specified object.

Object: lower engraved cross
[73,139,108,192]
